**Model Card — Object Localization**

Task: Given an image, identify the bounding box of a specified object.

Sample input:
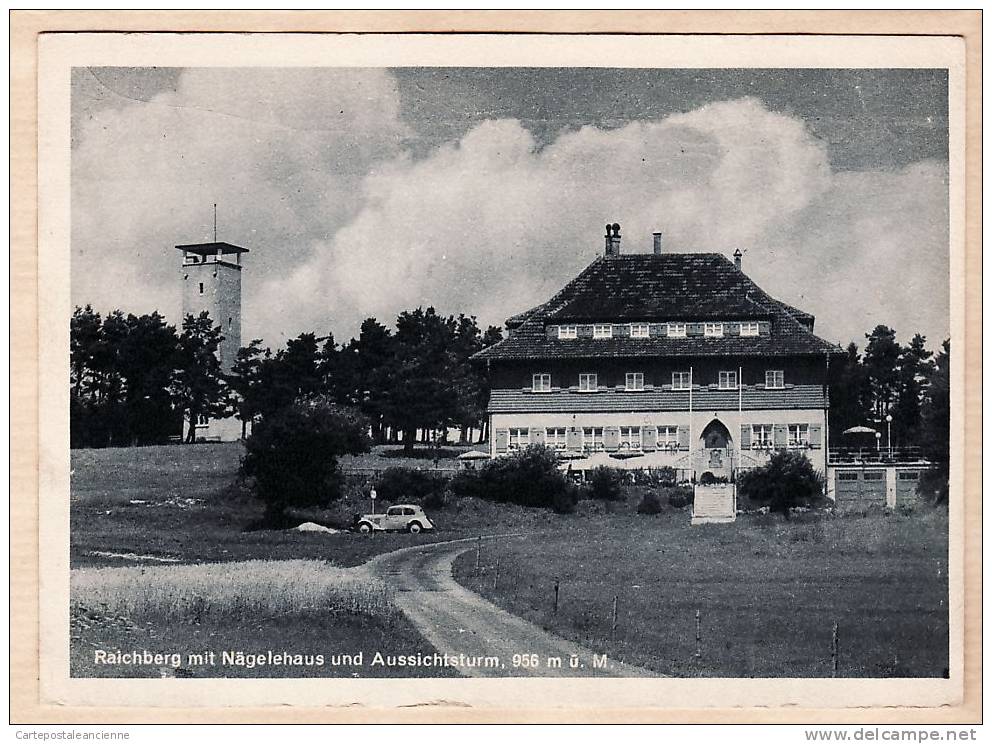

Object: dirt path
[366,537,658,678]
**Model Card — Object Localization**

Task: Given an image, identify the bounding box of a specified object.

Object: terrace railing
[827,445,928,465]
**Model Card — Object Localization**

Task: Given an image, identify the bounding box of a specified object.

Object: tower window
[199,282,204,294]
[228,317,233,328]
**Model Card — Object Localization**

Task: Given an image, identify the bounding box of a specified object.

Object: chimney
[733,248,743,270]
[653,232,663,255]
[604,223,621,257]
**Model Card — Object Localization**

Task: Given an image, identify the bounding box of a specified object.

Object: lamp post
[875,431,881,453]
[885,414,893,456]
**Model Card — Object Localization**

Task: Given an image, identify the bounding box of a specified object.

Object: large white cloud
[73,79,949,352]
[262,97,948,348]
[71,67,410,339]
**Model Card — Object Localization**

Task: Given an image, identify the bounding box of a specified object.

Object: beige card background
[11,10,982,724]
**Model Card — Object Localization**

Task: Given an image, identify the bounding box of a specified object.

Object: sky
[71,67,950,352]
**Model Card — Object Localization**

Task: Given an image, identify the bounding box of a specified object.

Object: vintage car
[354,504,435,534]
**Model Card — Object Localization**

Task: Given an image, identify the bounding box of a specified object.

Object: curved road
[366,538,657,678]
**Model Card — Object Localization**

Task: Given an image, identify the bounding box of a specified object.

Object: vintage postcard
[16,16,979,722]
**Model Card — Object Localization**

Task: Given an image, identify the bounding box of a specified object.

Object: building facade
[178,240,248,442]
[474,224,844,504]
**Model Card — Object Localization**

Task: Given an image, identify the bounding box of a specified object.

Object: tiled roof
[488,385,827,414]
[474,253,841,361]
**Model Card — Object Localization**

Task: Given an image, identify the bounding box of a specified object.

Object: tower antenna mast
[213,203,217,242]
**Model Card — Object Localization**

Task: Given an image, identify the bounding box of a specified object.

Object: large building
[178,240,248,442]
[474,224,845,518]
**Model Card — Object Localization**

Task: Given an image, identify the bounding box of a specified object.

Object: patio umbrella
[556,451,587,461]
[842,426,878,435]
[457,450,490,461]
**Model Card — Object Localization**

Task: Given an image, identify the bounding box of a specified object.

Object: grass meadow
[71,442,949,679]
[454,507,949,678]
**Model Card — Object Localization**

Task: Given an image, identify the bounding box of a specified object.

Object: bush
[457,445,577,512]
[241,399,371,525]
[636,491,662,514]
[376,467,450,509]
[737,450,826,520]
[665,485,694,509]
[587,466,626,502]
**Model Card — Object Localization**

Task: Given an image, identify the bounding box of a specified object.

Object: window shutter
[809,424,822,448]
[546,326,557,339]
[687,323,704,336]
[677,425,690,451]
[642,426,657,451]
[494,429,509,454]
[531,428,546,446]
[577,324,594,338]
[773,425,788,448]
[566,427,582,451]
[740,424,751,449]
[604,427,620,451]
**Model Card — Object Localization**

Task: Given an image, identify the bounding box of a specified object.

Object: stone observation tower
[176,234,249,441]
[176,240,249,373]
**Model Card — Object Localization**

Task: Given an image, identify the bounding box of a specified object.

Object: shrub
[241,399,372,526]
[654,466,678,487]
[376,467,449,509]
[460,444,577,512]
[637,491,662,514]
[737,450,826,520]
[587,466,626,502]
[665,485,694,509]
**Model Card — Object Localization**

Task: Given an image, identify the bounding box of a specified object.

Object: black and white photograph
[28,28,970,716]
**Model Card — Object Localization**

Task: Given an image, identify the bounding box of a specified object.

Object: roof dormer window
[704,322,724,338]
[558,325,577,340]
[630,323,650,339]
[740,321,760,337]
[667,323,687,338]
[593,324,613,339]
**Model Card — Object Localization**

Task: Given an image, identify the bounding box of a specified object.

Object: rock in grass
[294,522,339,534]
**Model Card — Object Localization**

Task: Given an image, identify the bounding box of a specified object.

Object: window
[196,414,209,426]
[593,324,613,339]
[630,323,650,338]
[751,424,773,448]
[228,317,233,329]
[545,427,568,450]
[508,427,530,451]
[837,471,859,481]
[704,322,724,337]
[765,370,785,389]
[625,372,644,391]
[198,282,204,295]
[532,373,551,392]
[788,423,810,448]
[863,470,885,481]
[667,323,687,338]
[657,425,679,450]
[620,426,642,451]
[898,471,920,481]
[672,371,691,390]
[740,321,760,337]
[579,373,598,392]
[718,370,738,390]
[558,325,577,340]
[582,427,605,452]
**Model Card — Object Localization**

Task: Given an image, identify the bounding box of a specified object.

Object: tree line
[829,324,950,500]
[70,305,502,450]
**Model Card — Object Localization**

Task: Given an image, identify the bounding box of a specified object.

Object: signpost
[370,488,377,515]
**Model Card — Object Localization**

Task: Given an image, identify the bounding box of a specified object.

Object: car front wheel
[407,521,423,534]
[358,522,373,534]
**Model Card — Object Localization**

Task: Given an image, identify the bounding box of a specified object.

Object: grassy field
[70,442,519,569]
[71,442,949,680]
[70,555,456,678]
[453,507,949,678]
